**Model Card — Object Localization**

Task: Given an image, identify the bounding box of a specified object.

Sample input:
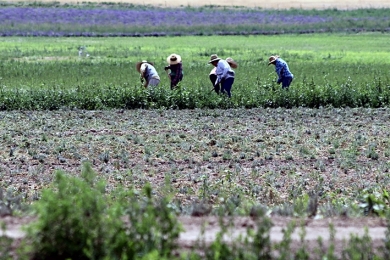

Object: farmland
[0,35,390,110]
[1,1,390,259]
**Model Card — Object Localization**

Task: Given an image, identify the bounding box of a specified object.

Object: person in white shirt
[136,60,160,88]
[208,54,236,97]
[209,57,237,95]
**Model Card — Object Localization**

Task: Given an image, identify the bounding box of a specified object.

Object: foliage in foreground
[5,163,390,259]
[23,162,181,260]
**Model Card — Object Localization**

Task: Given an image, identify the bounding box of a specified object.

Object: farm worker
[209,57,238,95]
[268,55,294,89]
[208,54,235,98]
[136,60,160,88]
[164,54,183,90]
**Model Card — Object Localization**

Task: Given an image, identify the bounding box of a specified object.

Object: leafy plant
[359,189,390,217]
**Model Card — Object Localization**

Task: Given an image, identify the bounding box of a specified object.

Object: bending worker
[208,54,235,98]
[268,55,294,89]
[136,60,160,88]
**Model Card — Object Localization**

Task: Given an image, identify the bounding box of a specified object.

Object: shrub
[25,163,109,259]
[23,162,182,260]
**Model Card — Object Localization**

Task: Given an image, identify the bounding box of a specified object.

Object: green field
[2,33,390,259]
[1,33,389,109]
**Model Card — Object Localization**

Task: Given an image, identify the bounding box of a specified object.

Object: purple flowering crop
[0,7,331,27]
[0,6,389,36]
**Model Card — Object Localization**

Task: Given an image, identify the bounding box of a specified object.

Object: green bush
[25,163,109,259]
[23,162,182,260]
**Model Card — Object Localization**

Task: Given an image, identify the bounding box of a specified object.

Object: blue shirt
[275,58,293,81]
[215,59,235,85]
[140,63,160,81]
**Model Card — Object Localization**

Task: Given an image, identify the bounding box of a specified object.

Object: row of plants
[0,79,389,110]
[1,163,390,259]
[0,61,389,109]
[1,34,389,109]
[0,3,390,36]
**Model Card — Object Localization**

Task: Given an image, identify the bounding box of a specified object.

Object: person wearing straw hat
[136,60,160,88]
[208,54,236,98]
[164,53,183,90]
[268,55,294,89]
[209,57,238,94]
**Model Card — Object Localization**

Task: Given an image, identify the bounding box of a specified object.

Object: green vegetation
[0,34,389,109]
[3,163,388,259]
[23,163,181,259]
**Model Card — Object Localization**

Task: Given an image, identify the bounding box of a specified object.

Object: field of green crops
[2,32,390,259]
[0,34,389,109]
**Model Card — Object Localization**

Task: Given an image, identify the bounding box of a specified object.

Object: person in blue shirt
[136,60,160,88]
[209,54,235,98]
[268,55,294,89]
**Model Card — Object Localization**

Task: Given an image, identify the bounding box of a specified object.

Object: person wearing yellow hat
[268,55,294,89]
[136,60,160,88]
[208,54,236,98]
[165,54,183,90]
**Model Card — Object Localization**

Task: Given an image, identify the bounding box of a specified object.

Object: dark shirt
[167,62,183,86]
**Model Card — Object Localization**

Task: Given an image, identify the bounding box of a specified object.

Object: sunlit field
[0,34,389,109]
[1,1,390,259]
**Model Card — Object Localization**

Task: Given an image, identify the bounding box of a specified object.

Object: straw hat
[226,57,238,69]
[208,54,221,63]
[136,60,154,73]
[268,55,280,65]
[167,54,182,65]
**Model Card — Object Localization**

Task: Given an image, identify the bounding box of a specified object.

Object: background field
[6,0,390,9]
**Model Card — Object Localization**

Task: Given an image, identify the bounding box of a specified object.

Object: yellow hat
[268,55,280,65]
[208,54,221,63]
[226,57,238,69]
[167,54,182,65]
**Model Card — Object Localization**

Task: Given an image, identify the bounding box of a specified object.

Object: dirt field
[10,0,390,9]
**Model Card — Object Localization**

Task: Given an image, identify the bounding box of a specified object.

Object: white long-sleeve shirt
[215,59,235,85]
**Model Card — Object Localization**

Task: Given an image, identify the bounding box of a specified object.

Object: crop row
[1,60,389,109]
